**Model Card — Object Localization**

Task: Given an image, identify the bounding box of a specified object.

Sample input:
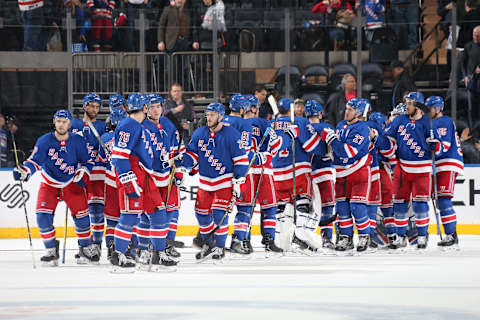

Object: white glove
[321,128,337,145]
[285,124,299,139]
[369,128,379,145]
[119,171,143,198]
[174,175,184,187]
[232,177,246,197]
[255,152,268,165]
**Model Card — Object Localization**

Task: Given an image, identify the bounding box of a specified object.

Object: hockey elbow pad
[119,171,143,198]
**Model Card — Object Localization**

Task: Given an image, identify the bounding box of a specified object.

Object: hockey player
[385,92,440,250]
[110,94,177,272]
[137,93,183,265]
[109,93,127,112]
[13,109,99,266]
[97,108,127,259]
[323,98,372,252]
[425,96,464,248]
[222,94,258,254]
[180,102,249,261]
[269,98,325,251]
[71,93,107,257]
[304,100,336,249]
[242,95,283,253]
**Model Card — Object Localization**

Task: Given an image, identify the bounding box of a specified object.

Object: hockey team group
[12,89,464,273]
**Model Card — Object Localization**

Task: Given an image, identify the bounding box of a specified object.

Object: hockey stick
[290,104,297,221]
[62,199,68,264]
[245,164,265,240]
[86,120,111,159]
[11,132,36,269]
[429,117,443,240]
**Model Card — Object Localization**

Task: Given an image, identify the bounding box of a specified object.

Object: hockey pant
[36,182,91,249]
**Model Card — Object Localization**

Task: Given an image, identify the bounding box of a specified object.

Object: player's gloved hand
[13,166,31,182]
[369,128,379,145]
[322,145,334,161]
[254,152,268,165]
[232,176,246,197]
[320,128,337,145]
[73,167,88,188]
[426,137,441,153]
[285,124,299,140]
[119,171,143,198]
[173,173,184,187]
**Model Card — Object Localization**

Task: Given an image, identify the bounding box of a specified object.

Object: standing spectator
[164,83,196,142]
[457,0,480,48]
[460,127,480,163]
[0,114,7,167]
[195,0,226,50]
[157,0,199,52]
[6,116,24,167]
[437,0,454,35]
[362,0,385,47]
[125,0,150,52]
[86,0,116,51]
[462,26,480,128]
[325,73,356,126]
[255,85,272,120]
[18,0,47,51]
[294,98,306,117]
[390,0,419,49]
[390,60,417,107]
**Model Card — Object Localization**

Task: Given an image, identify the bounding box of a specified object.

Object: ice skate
[230,235,250,255]
[195,243,214,263]
[166,238,185,249]
[192,231,204,249]
[388,234,407,252]
[321,230,335,250]
[417,235,428,250]
[335,235,354,255]
[356,234,370,252]
[211,247,225,263]
[165,244,181,260]
[76,244,100,265]
[107,239,114,260]
[437,233,460,251]
[136,249,152,271]
[290,235,316,256]
[93,243,102,258]
[40,240,59,267]
[150,250,178,272]
[110,250,135,273]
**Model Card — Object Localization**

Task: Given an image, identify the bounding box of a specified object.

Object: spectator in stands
[86,0,116,51]
[255,85,273,120]
[0,114,7,168]
[18,0,47,51]
[326,73,356,126]
[164,83,196,142]
[124,0,150,52]
[390,0,419,49]
[457,0,480,48]
[194,0,226,50]
[437,0,454,35]
[6,116,22,167]
[390,60,417,107]
[312,0,355,50]
[157,0,199,52]
[294,98,305,117]
[462,25,480,129]
[460,127,480,163]
[363,0,385,47]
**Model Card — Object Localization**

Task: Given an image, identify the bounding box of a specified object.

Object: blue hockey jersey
[111,117,154,177]
[181,125,248,192]
[97,131,115,187]
[244,117,276,175]
[332,120,372,178]
[71,118,107,181]
[23,132,93,188]
[385,114,437,174]
[142,117,180,187]
[310,122,335,183]
[433,115,464,175]
[269,116,324,182]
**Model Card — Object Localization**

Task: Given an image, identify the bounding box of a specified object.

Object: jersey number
[352,134,364,144]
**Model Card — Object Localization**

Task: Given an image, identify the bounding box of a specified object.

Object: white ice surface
[1,235,480,320]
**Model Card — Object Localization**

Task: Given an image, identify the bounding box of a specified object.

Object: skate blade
[212,259,224,265]
[228,252,252,260]
[334,249,355,257]
[150,265,177,273]
[110,266,135,274]
[438,244,460,252]
[76,257,88,265]
[42,260,59,267]
[136,263,152,271]
[264,251,284,259]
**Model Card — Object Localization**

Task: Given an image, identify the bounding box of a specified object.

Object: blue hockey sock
[351,203,370,235]
[36,212,56,249]
[148,208,168,251]
[380,206,396,235]
[114,214,138,254]
[367,204,378,236]
[73,214,92,248]
[336,201,353,237]
[213,209,229,247]
[136,213,150,250]
[105,218,117,247]
[88,203,104,245]
[233,205,251,241]
[412,201,429,236]
[438,197,457,235]
[195,210,214,240]
[320,206,334,239]
[167,210,179,240]
[393,202,409,236]
[261,206,277,239]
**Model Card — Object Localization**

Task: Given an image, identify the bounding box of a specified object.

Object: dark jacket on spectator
[326,90,348,127]
[157,5,196,50]
[392,70,417,106]
[461,40,480,77]
[457,8,480,48]
[461,139,480,163]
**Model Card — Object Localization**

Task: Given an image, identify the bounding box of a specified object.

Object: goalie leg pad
[438,197,457,235]
[337,201,353,237]
[350,202,370,235]
[274,202,295,251]
[412,201,429,236]
[136,213,151,251]
[393,201,409,236]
